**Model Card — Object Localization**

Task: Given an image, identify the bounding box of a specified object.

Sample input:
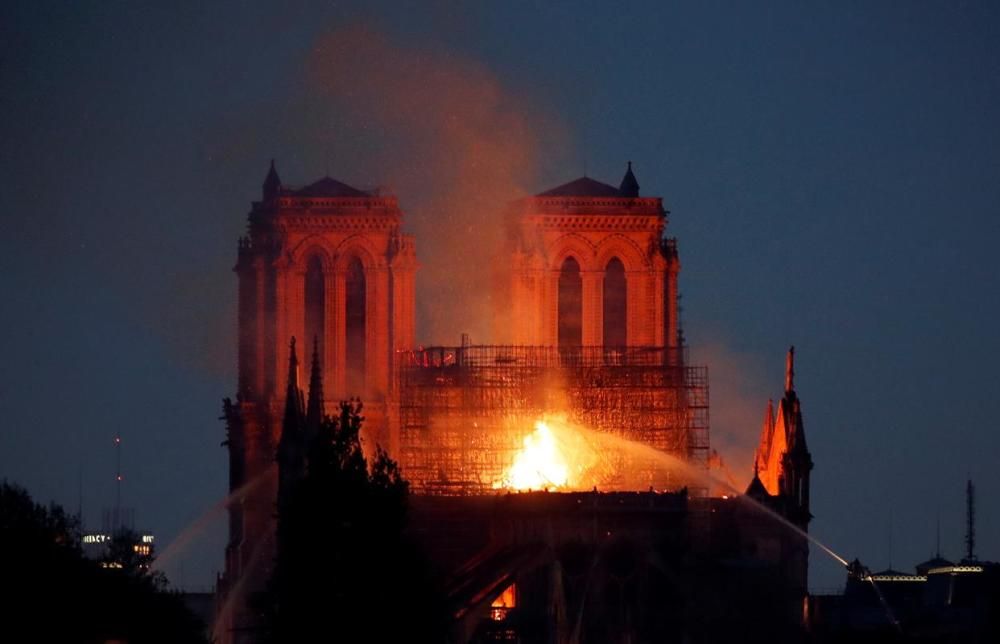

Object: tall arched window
[603,257,627,347]
[345,258,366,393]
[558,257,583,349]
[304,256,325,358]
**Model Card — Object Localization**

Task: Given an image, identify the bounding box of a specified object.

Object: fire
[499,421,570,491]
[492,414,686,493]
[494,416,604,491]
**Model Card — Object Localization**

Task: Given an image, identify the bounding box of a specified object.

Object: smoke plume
[690,341,774,489]
[308,24,571,344]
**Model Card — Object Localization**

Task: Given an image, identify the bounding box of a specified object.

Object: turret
[262,159,282,201]
[306,336,324,437]
[619,161,640,198]
[277,337,306,505]
[785,346,795,393]
[779,347,812,526]
[751,347,813,527]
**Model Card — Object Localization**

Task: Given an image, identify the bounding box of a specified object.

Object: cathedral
[216,161,814,643]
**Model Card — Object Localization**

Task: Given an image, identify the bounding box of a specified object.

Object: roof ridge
[290,176,371,198]
[537,176,624,198]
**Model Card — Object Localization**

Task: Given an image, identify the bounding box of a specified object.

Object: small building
[808,559,1000,640]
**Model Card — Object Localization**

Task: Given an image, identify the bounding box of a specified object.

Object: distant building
[80,507,154,571]
[81,530,155,571]
[809,559,1000,640]
[809,477,998,640]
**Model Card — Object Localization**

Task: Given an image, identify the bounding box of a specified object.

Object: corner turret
[277,337,306,504]
[306,336,324,436]
[262,159,282,201]
[619,161,640,197]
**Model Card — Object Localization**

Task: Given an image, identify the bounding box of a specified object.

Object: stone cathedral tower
[503,163,681,352]
[218,162,416,642]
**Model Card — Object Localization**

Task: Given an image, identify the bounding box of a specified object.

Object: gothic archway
[304,255,325,359]
[345,257,366,393]
[603,257,627,347]
[558,257,583,350]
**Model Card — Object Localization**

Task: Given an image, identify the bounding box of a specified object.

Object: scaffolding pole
[396,345,709,496]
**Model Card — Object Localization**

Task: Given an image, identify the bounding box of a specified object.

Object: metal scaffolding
[397,345,709,495]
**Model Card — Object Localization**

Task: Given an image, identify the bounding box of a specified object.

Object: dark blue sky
[2,1,998,590]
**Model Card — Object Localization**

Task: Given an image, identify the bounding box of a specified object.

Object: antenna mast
[935,512,941,559]
[965,479,976,561]
[888,506,894,569]
[115,435,123,534]
[77,465,83,525]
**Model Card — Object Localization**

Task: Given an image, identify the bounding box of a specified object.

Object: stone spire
[788,398,809,457]
[280,337,305,457]
[784,346,795,394]
[278,337,306,504]
[755,398,775,475]
[306,336,324,432]
[262,159,282,201]
[778,345,812,525]
[619,161,640,198]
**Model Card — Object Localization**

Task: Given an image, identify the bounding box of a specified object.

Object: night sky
[2,1,998,591]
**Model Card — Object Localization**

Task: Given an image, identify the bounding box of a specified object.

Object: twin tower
[222,161,683,599]
[220,162,814,643]
[231,161,681,464]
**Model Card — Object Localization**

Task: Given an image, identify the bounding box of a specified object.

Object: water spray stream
[152,465,275,574]
[497,416,850,569]
[490,414,891,634]
[610,431,850,568]
[865,572,903,634]
[539,418,906,630]
[212,535,272,642]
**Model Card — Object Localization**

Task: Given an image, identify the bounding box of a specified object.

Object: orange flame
[492,414,694,493]
[496,420,570,491]
[493,415,606,491]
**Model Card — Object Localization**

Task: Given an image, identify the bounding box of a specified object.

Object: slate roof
[916,556,954,573]
[289,176,370,198]
[537,176,624,198]
[619,162,640,197]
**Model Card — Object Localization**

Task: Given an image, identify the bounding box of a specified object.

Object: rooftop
[287,176,371,198]
[537,176,625,198]
[536,162,643,199]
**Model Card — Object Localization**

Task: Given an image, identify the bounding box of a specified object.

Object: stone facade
[218,164,416,643]
[218,161,813,643]
[502,168,680,349]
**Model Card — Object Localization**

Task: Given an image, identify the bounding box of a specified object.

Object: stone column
[582,270,603,346]
[368,265,390,399]
[652,269,666,347]
[332,269,347,398]
[273,267,289,400]
[253,258,269,397]
[545,270,559,347]
[323,265,339,411]
[667,262,680,349]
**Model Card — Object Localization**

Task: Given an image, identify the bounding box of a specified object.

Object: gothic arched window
[345,257,366,393]
[304,255,325,358]
[603,257,627,347]
[558,257,583,349]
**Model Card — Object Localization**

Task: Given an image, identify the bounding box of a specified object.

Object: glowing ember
[496,421,570,491]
